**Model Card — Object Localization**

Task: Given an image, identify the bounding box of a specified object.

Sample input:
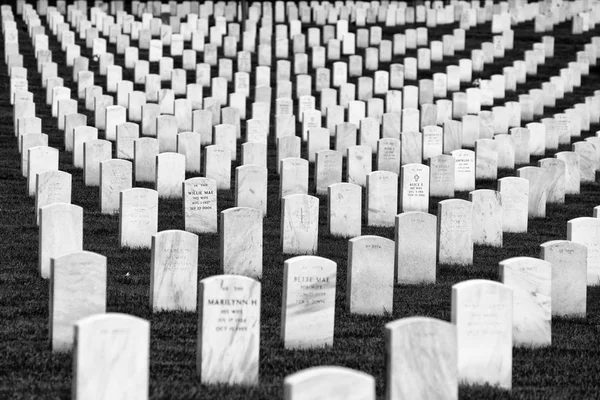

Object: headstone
[567,217,600,286]
[395,212,437,284]
[540,240,587,318]
[204,145,232,190]
[220,207,263,278]
[119,188,158,249]
[197,275,260,385]
[385,317,457,400]
[499,257,551,347]
[516,167,547,218]
[50,251,106,351]
[284,367,375,400]
[35,170,72,225]
[315,150,343,195]
[437,199,473,265]
[73,313,149,400]
[429,154,455,198]
[281,194,319,255]
[451,149,475,192]
[100,159,132,214]
[281,256,336,349]
[328,183,362,238]
[452,280,512,389]
[150,230,199,311]
[347,236,394,315]
[400,164,430,213]
[235,165,268,215]
[469,190,502,247]
[28,146,59,197]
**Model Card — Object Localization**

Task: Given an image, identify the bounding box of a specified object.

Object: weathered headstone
[150,230,199,311]
[197,275,260,385]
[347,236,394,315]
[284,367,375,400]
[184,178,218,234]
[395,211,437,284]
[50,251,106,351]
[73,313,149,400]
[366,171,398,227]
[540,240,587,318]
[221,207,263,278]
[437,199,473,265]
[385,317,457,400]
[499,257,551,347]
[281,194,319,255]
[452,280,512,389]
[100,159,132,214]
[119,188,158,249]
[35,170,71,225]
[516,167,547,218]
[469,190,503,247]
[281,256,336,349]
[328,183,362,238]
[567,217,600,286]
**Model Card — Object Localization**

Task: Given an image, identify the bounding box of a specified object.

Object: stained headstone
[366,171,398,227]
[328,183,362,238]
[469,190,503,247]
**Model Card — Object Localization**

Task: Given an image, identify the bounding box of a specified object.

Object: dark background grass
[1,2,600,399]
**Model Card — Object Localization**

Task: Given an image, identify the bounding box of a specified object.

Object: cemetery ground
[3,3,600,400]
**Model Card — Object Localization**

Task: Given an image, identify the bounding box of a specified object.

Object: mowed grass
[1,5,600,399]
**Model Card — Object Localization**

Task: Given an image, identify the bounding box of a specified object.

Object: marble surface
[73,126,99,169]
[84,140,112,187]
[220,207,263,278]
[494,134,515,169]
[40,203,83,279]
[150,230,199,311]
[452,280,513,389]
[184,178,218,233]
[235,165,267,215]
[21,133,48,177]
[119,188,158,249]
[475,139,498,180]
[282,194,319,255]
[277,136,301,174]
[567,217,600,286]
[134,138,159,183]
[443,120,462,155]
[377,138,401,175]
[541,240,587,318]
[281,256,336,349]
[510,127,531,165]
[204,145,232,190]
[497,177,528,233]
[347,236,394,315]
[400,163,429,213]
[328,183,362,238]
[35,170,71,225]
[308,127,330,163]
[469,189,502,247]
[429,154,455,198]
[516,167,547,218]
[366,171,398,227]
[280,157,309,198]
[27,146,59,197]
[176,132,202,173]
[396,211,437,284]
[572,141,596,183]
[385,317,457,400]
[451,149,475,192]
[400,131,422,165]
[156,115,179,153]
[242,142,267,168]
[141,103,161,137]
[197,275,260,385]
[335,122,358,157]
[422,125,443,161]
[215,124,238,162]
[315,150,343,195]
[437,199,473,266]
[500,257,551,347]
[555,151,581,195]
[538,158,566,204]
[284,366,375,400]
[73,313,149,400]
[50,251,106,352]
[116,122,140,161]
[104,105,126,142]
[100,159,132,214]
